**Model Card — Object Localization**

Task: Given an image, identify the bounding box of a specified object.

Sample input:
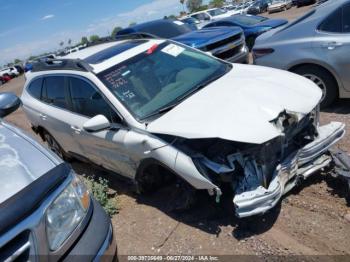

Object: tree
[14,59,22,64]
[129,22,137,26]
[210,0,225,8]
[81,36,89,45]
[186,0,203,12]
[180,0,186,12]
[89,35,100,43]
[59,41,64,47]
[111,26,123,39]
[68,39,72,46]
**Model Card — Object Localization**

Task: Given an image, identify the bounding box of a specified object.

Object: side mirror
[83,115,111,132]
[0,92,21,118]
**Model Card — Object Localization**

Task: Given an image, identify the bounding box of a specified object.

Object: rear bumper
[233,122,346,218]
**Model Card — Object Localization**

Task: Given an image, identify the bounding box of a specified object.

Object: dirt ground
[2,6,350,260]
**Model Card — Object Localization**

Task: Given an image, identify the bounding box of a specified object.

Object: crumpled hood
[147,64,322,144]
[172,27,242,49]
[0,122,57,203]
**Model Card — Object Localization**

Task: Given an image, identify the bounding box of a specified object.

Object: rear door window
[28,78,43,100]
[68,77,121,123]
[343,3,350,32]
[319,8,342,33]
[42,76,67,109]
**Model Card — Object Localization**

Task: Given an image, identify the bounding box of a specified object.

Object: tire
[42,130,70,161]
[292,65,338,108]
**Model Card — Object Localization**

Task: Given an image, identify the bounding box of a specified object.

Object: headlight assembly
[46,175,90,251]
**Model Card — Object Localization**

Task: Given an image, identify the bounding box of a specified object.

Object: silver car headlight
[46,175,90,251]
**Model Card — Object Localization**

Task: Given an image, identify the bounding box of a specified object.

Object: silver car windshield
[97,41,230,121]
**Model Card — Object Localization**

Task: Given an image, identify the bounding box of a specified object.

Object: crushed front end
[174,107,348,218]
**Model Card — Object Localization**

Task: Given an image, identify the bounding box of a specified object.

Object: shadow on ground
[322,99,350,115]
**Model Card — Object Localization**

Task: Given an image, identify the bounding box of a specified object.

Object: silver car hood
[0,121,59,203]
[147,64,322,144]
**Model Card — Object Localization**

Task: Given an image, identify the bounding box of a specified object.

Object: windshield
[97,41,230,121]
[208,9,226,17]
[233,15,268,26]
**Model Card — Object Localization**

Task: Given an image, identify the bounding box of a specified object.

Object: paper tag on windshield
[161,44,185,57]
[173,20,185,26]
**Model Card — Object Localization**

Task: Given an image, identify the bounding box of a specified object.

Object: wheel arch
[288,61,342,96]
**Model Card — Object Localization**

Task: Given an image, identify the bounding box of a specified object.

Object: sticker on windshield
[173,20,185,26]
[161,44,185,57]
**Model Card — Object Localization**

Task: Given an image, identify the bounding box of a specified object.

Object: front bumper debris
[233,122,346,218]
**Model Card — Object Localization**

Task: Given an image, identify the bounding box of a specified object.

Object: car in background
[0,92,117,261]
[179,17,200,30]
[0,67,19,78]
[253,0,350,107]
[24,61,34,72]
[268,0,292,13]
[295,0,316,7]
[203,14,288,50]
[117,19,249,63]
[21,39,348,218]
[247,0,270,14]
[189,8,236,22]
[0,75,11,85]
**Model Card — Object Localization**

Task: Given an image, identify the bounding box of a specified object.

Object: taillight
[252,48,274,60]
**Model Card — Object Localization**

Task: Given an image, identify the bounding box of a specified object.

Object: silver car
[253,0,350,107]
[0,92,116,261]
[21,39,350,218]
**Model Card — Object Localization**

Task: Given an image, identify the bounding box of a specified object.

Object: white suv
[21,38,349,218]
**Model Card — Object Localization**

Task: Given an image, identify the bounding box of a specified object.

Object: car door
[314,3,350,91]
[66,76,135,176]
[39,75,82,155]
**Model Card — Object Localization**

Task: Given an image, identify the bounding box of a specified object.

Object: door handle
[39,113,47,120]
[71,126,81,133]
[322,41,343,50]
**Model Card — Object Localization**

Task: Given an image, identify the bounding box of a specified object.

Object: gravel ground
[2,7,350,259]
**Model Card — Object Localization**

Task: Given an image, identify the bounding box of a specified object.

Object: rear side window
[27,78,43,100]
[343,3,350,32]
[68,77,120,123]
[42,76,67,109]
[319,8,342,33]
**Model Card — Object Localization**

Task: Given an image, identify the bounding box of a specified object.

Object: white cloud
[0,0,183,64]
[41,14,55,20]
[85,0,182,35]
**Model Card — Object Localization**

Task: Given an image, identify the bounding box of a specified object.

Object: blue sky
[0,0,208,65]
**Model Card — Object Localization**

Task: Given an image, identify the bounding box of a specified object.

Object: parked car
[268,0,292,13]
[0,67,19,78]
[117,19,248,63]
[295,0,316,7]
[179,17,200,30]
[190,8,237,22]
[0,75,11,85]
[247,0,270,14]
[203,15,288,50]
[253,0,350,107]
[0,92,117,261]
[21,39,349,218]
[24,61,34,72]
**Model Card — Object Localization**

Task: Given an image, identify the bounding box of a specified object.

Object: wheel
[293,65,338,108]
[43,131,70,160]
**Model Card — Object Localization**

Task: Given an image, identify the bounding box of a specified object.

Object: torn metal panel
[233,122,345,218]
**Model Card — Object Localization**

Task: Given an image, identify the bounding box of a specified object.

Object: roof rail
[31,59,94,73]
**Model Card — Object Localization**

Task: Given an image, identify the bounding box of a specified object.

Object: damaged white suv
[21,39,349,218]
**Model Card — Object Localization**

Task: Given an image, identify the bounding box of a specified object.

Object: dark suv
[248,0,270,14]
